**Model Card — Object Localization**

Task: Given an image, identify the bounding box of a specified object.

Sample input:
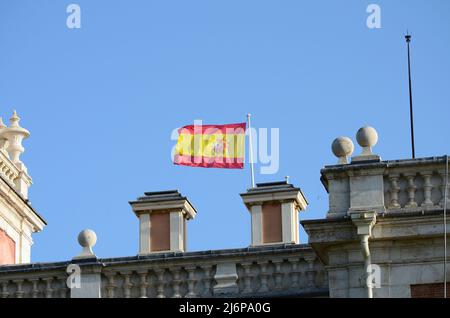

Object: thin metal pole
[247,114,255,188]
[444,155,448,298]
[405,33,416,159]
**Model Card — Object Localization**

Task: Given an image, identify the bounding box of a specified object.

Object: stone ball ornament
[74,229,97,259]
[331,137,354,164]
[356,126,378,155]
[78,229,97,248]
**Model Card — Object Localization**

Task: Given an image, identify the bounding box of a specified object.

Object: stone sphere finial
[356,126,378,155]
[73,229,97,259]
[78,229,97,248]
[331,137,354,164]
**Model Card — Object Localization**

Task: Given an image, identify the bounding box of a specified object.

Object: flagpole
[405,32,416,159]
[247,114,255,188]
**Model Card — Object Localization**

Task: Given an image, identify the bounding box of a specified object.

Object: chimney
[129,190,196,254]
[240,181,308,246]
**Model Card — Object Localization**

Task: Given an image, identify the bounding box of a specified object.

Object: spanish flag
[174,122,246,169]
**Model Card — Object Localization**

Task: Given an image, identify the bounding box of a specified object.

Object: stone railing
[0,151,20,187]
[321,156,449,218]
[0,143,32,199]
[383,157,449,212]
[0,245,328,298]
[0,262,70,298]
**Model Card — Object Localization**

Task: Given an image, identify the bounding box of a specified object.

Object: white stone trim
[281,202,298,244]
[0,177,45,232]
[242,190,307,211]
[138,214,150,255]
[250,205,262,246]
[170,211,184,252]
[132,200,196,220]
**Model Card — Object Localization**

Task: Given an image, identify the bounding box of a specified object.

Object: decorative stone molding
[154,268,166,298]
[0,149,32,199]
[421,171,434,207]
[121,271,133,298]
[404,173,418,208]
[0,117,9,158]
[439,169,449,207]
[351,211,377,237]
[137,270,149,298]
[388,174,401,208]
[2,111,30,166]
[213,262,238,295]
[104,271,116,298]
[201,265,214,297]
[185,265,197,298]
[288,257,300,288]
[241,262,253,294]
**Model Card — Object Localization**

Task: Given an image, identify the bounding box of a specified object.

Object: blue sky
[1,0,449,262]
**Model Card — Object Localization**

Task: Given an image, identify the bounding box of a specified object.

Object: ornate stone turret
[3,111,30,168]
[0,111,32,198]
[0,111,45,265]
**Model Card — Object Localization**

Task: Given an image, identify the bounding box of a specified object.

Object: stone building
[0,113,448,298]
[0,112,46,266]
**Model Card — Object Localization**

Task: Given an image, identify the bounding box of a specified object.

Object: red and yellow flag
[174,122,246,169]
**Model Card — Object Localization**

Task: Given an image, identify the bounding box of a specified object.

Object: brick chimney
[240,181,308,246]
[129,190,196,254]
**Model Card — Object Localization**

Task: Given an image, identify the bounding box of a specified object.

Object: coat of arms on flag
[174,122,246,169]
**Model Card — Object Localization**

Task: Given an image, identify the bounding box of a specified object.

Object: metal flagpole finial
[405,31,411,43]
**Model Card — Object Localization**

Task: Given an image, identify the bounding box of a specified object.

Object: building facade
[0,115,448,298]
